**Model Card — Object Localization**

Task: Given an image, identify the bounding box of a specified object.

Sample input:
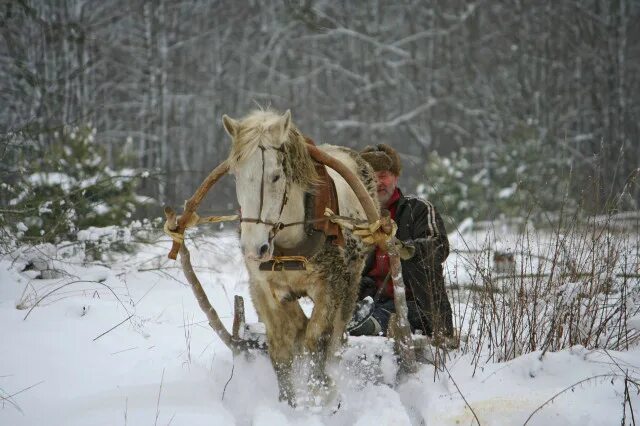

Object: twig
[134,282,159,306]
[623,373,637,426]
[23,280,131,320]
[524,374,618,425]
[154,368,165,426]
[182,304,192,366]
[166,412,176,426]
[0,380,45,412]
[136,266,185,273]
[0,386,22,413]
[222,360,235,401]
[93,314,135,341]
[442,362,481,425]
[111,347,138,355]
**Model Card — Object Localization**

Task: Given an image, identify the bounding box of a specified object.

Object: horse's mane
[227,109,319,190]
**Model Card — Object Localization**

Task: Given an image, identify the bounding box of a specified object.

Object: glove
[392,239,416,260]
[359,276,376,299]
[352,219,397,247]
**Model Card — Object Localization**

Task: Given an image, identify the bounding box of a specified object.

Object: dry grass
[448,211,640,371]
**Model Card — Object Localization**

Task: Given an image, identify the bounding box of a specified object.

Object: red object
[367,188,402,299]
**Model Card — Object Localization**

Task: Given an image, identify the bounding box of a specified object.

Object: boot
[346,296,374,333]
[348,316,382,336]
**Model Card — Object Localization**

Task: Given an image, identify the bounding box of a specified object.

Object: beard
[377,187,393,207]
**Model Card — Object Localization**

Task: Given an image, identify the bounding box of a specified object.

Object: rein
[239,145,291,242]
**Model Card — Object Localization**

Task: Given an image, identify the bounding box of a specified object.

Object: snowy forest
[2,0,639,232]
[1,1,640,425]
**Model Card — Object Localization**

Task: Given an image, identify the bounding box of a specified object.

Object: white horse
[222,109,378,405]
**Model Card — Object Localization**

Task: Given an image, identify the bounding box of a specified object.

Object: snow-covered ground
[1,228,638,425]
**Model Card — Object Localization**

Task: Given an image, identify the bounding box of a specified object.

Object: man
[348,144,454,338]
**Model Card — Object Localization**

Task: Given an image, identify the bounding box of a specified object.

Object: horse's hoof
[278,389,296,407]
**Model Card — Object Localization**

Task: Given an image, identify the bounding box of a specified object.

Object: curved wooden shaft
[178,243,264,354]
[306,144,380,224]
[167,161,230,259]
[178,244,235,351]
[167,146,379,259]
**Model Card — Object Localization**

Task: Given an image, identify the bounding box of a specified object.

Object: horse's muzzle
[245,241,273,262]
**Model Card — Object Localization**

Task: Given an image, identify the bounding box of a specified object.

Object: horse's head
[217,108,380,264]
[223,109,313,262]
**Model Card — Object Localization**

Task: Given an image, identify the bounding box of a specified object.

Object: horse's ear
[222,115,239,138]
[281,109,291,135]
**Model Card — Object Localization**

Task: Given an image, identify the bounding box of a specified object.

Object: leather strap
[305,137,344,247]
[258,137,346,271]
[259,259,308,271]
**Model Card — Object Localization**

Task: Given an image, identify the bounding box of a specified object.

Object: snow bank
[1,230,638,425]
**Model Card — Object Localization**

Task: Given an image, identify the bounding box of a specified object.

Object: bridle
[239,144,308,243]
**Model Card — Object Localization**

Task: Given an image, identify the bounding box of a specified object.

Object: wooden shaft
[306,144,380,224]
[178,244,237,353]
[232,295,246,339]
[388,244,418,375]
[167,161,230,259]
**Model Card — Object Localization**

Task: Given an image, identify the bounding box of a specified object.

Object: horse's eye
[272,175,280,183]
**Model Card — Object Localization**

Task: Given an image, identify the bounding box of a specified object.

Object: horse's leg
[305,253,363,405]
[269,301,308,405]
[323,272,361,396]
[333,265,362,350]
[329,299,350,353]
[304,284,337,402]
[250,281,307,405]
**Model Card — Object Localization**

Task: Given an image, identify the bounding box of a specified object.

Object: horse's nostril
[258,243,270,257]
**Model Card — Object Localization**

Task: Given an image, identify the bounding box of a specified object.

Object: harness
[239,140,343,271]
[238,145,291,243]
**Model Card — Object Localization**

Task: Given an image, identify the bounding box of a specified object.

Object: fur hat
[360,144,402,175]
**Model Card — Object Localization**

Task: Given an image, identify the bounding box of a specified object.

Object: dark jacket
[361,189,453,336]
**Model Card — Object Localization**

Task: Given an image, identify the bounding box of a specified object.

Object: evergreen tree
[2,125,144,244]
[422,128,574,225]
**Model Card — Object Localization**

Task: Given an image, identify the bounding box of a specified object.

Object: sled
[165,208,429,377]
[241,313,447,367]
[162,149,425,379]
